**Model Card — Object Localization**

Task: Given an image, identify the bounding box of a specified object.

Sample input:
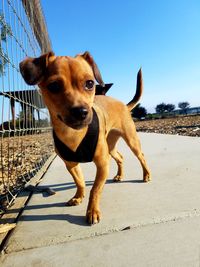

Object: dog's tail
[127,68,143,111]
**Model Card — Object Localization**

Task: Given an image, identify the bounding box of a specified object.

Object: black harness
[53,109,99,163]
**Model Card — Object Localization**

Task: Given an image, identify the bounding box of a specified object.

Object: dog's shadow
[20,213,88,227]
[3,178,144,226]
[33,178,144,197]
[106,178,144,184]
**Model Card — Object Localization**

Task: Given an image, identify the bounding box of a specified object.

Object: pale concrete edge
[0,153,57,252]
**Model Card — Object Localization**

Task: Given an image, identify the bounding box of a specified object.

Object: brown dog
[19,51,151,224]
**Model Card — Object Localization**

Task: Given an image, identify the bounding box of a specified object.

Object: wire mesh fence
[0,0,54,214]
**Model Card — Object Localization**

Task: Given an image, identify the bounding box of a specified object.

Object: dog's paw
[113,175,123,182]
[86,208,101,225]
[143,173,151,182]
[66,197,83,206]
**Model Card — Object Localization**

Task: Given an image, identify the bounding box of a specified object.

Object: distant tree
[0,12,12,75]
[155,103,167,114]
[131,103,147,119]
[165,104,175,113]
[178,102,190,114]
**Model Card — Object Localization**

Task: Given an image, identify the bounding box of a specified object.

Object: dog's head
[19,51,104,129]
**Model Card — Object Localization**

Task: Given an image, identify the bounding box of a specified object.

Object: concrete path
[1,133,200,266]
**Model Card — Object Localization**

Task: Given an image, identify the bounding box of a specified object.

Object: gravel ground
[135,115,200,137]
[0,132,54,210]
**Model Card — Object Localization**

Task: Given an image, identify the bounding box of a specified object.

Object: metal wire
[0,0,53,213]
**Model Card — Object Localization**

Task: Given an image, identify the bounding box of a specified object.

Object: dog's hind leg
[110,149,124,182]
[107,131,124,182]
[122,123,151,182]
[65,161,85,206]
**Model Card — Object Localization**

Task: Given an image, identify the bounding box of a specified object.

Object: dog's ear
[81,52,105,87]
[19,51,55,85]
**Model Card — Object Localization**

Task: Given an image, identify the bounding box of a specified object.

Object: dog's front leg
[86,155,110,224]
[65,161,85,206]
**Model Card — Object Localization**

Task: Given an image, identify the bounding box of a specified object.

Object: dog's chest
[53,109,99,162]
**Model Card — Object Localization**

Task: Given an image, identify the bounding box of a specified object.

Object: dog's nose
[70,107,88,120]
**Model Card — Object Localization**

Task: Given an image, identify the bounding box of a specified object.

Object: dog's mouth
[57,113,92,130]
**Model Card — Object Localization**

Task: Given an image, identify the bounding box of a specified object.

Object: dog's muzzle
[57,106,92,129]
[70,106,88,121]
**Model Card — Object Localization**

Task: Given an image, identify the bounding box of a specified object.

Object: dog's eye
[47,81,61,93]
[85,80,94,90]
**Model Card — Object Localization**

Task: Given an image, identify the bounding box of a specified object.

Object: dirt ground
[0,132,54,210]
[135,115,200,137]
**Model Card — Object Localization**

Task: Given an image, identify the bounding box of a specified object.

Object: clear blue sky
[42,0,200,113]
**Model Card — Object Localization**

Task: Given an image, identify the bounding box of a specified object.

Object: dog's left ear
[81,52,105,87]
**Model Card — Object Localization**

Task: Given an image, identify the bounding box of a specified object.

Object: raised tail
[127,68,143,111]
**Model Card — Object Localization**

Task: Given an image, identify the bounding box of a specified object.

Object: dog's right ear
[19,51,54,85]
[81,52,105,87]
